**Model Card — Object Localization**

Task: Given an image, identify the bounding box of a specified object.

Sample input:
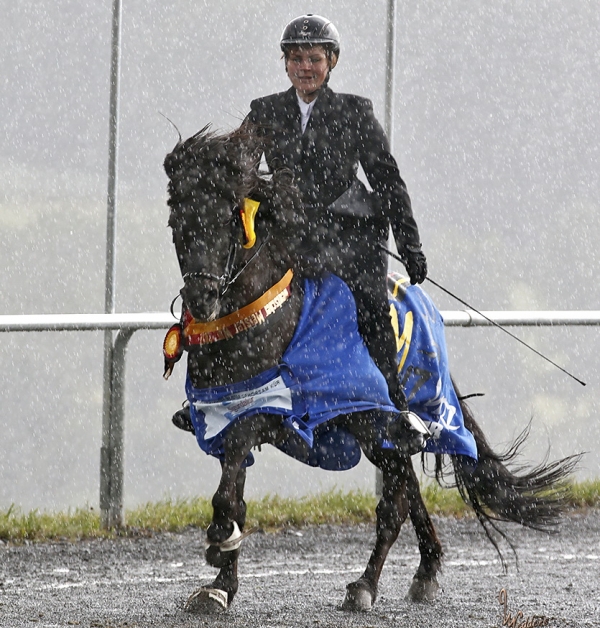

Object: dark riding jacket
[245,85,422,409]
[245,85,422,255]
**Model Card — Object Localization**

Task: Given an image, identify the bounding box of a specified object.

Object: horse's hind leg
[343,450,410,611]
[406,462,443,602]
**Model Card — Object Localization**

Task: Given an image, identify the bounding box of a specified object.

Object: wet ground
[1,512,599,627]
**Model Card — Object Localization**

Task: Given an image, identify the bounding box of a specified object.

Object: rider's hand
[404,245,427,285]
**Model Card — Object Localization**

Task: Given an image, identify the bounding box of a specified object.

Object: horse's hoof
[342,580,375,612]
[184,587,228,614]
[407,577,439,603]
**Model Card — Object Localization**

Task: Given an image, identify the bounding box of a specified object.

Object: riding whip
[379,244,586,386]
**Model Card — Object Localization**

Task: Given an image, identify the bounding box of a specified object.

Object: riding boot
[386,378,430,456]
[173,403,195,435]
[342,252,429,456]
[369,332,429,456]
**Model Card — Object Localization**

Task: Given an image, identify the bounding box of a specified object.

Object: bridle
[170,231,272,320]
[164,197,293,374]
[180,203,271,302]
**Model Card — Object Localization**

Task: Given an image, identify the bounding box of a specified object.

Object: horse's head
[164,125,304,321]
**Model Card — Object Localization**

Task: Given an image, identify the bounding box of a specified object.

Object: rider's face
[285,45,330,102]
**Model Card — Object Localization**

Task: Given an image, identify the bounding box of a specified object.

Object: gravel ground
[1,512,599,628]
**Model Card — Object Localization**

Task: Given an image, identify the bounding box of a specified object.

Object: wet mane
[164,124,303,233]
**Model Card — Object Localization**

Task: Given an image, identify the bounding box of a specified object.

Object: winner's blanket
[186,273,477,470]
[387,272,477,461]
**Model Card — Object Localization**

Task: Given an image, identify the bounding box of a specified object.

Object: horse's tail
[435,379,581,563]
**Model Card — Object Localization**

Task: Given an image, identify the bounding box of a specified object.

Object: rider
[242,15,429,453]
[172,15,428,453]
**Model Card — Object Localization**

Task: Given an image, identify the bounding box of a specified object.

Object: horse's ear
[163,150,180,179]
[164,124,214,179]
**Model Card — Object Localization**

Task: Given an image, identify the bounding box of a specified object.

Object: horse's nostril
[182,282,221,321]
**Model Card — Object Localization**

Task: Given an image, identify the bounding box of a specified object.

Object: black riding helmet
[280,14,341,56]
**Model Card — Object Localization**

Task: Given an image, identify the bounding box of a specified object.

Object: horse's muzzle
[181,279,221,321]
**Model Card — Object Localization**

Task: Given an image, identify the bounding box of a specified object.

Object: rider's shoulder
[249,89,295,112]
[325,88,372,107]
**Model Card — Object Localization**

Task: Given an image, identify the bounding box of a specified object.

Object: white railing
[0,313,175,528]
[2,310,599,528]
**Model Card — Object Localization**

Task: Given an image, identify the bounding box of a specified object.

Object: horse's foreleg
[343,452,410,611]
[187,415,282,614]
[206,459,248,567]
[185,464,247,614]
[406,462,443,602]
[186,425,255,614]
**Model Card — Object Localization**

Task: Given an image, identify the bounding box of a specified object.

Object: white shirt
[297,94,317,133]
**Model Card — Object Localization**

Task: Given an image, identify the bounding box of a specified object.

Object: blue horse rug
[186,272,477,470]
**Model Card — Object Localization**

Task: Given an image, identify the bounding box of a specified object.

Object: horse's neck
[187,270,304,389]
[220,248,292,312]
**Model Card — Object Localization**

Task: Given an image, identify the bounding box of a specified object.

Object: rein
[163,267,295,379]
[222,234,271,295]
[163,197,288,379]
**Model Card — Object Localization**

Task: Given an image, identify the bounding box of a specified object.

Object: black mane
[164,124,302,227]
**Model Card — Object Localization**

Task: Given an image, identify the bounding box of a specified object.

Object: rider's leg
[173,401,195,434]
[341,242,428,455]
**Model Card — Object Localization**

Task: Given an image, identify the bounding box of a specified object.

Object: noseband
[182,232,238,296]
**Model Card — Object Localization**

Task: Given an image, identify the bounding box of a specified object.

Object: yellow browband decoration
[240,198,260,249]
[184,269,294,345]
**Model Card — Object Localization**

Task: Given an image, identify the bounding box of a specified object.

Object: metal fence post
[377,0,398,498]
[100,328,135,528]
[384,0,397,150]
[100,0,123,526]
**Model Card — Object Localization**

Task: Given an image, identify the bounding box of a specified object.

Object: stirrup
[389,411,431,456]
[172,402,195,435]
[402,411,432,438]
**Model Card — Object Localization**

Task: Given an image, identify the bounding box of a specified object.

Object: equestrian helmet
[280,14,340,55]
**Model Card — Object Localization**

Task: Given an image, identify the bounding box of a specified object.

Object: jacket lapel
[282,87,302,135]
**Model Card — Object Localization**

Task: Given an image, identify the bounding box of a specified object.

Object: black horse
[163,126,579,613]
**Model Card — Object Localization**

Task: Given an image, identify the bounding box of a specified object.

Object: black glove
[404,244,427,285]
